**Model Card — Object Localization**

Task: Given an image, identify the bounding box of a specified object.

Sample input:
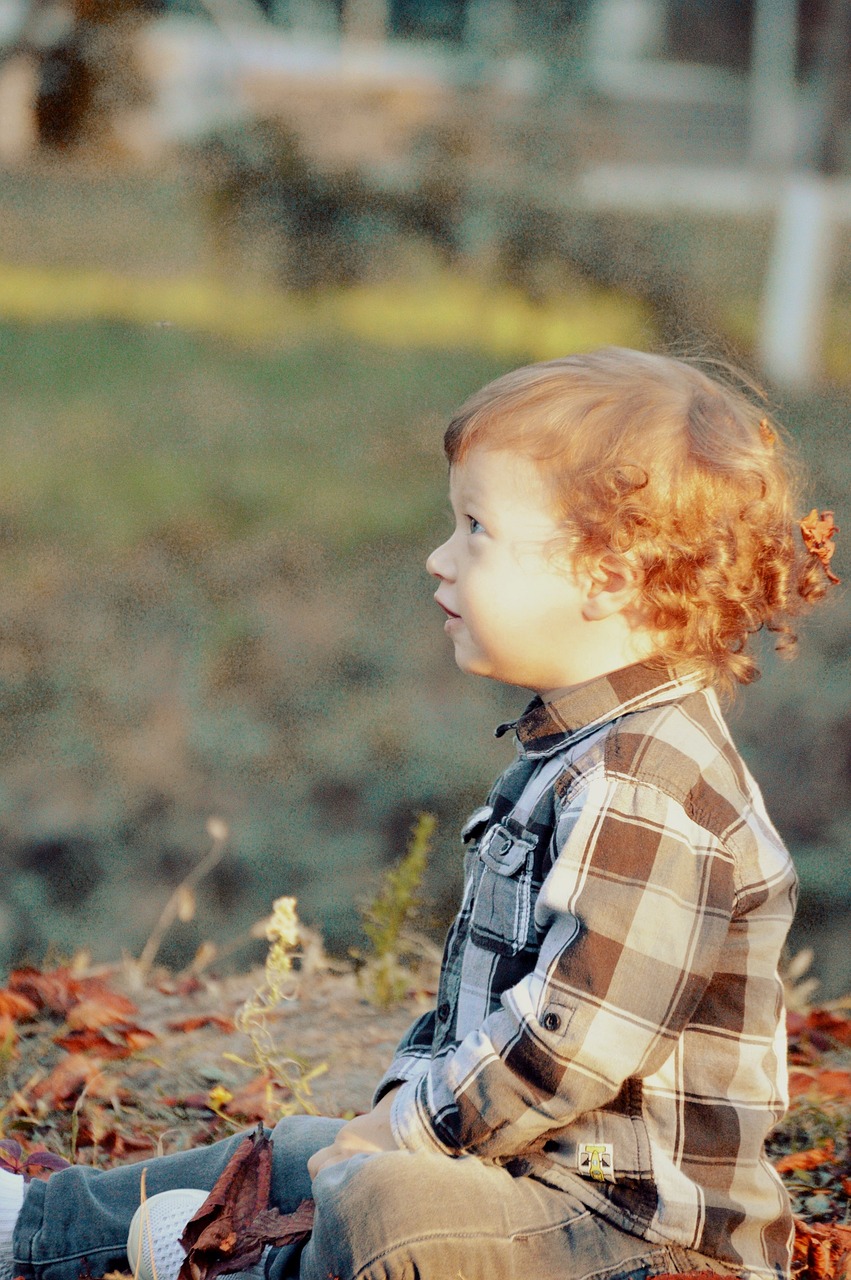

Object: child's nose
[426,538,453,580]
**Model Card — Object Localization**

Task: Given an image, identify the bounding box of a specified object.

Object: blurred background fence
[0,0,849,993]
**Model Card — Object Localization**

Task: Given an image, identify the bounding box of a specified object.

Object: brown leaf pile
[793,1220,851,1280]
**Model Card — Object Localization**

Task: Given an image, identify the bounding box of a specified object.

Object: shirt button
[541,1010,561,1032]
[438,1002,451,1022]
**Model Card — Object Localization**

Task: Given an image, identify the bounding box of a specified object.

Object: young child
[0,348,838,1280]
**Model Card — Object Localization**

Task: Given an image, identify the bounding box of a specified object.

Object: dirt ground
[129,963,432,1118]
[1,949,437,1173]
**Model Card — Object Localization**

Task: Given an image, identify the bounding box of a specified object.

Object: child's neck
[533,619,659,703]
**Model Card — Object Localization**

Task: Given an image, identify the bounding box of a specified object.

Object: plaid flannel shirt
[376,663,797,1278]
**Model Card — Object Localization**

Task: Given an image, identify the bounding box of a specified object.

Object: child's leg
[296,1148,741,1280]
[13,1116,343,1280]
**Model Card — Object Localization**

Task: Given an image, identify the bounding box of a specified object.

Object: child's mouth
[435,597,461,626]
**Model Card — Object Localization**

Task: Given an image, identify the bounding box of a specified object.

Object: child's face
[426,447,592,699]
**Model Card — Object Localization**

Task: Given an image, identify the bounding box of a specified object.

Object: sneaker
[127,1189,269,1280]
[127,1188,209,1280]
[0,1167,25,1280]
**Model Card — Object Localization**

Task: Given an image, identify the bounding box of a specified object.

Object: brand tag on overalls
[577,1143,615,1183]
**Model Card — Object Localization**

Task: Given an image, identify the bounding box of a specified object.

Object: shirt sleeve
[372,1008,438,1105]
[390,770,737,1159]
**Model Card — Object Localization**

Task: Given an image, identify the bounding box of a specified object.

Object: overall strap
[509,753,567,830]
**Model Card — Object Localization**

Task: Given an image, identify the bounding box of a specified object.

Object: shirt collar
[495,662,707,758]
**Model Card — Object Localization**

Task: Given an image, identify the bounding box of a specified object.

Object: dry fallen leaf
[793,1219,851,1279]
[638,1274,739,1279]
[221,1075,291,1124]
[30,1054,115,1108]
[811,1069,851,1098]
[66,993,140,1030]
[53,1024,157,1058]
[776,1140,836,1174]
[9,966,83,1016]
[805,1010,851,1046]
[167,1016,237,1034]
[0,989,39,1020]
[177,1124,315,1280]
[789,1069,819,1097]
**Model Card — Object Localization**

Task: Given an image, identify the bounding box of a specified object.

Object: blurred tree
[20,0,160,150]
[804,0,851,175]
[666,0,753,69]
[390,0,466,41]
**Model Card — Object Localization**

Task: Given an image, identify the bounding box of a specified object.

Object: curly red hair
[444,348,833,695]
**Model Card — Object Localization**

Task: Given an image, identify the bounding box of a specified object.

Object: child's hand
[307,1088,400,1179]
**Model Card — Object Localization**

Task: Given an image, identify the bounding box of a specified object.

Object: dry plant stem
[137,828,228,979]
[135,1168,149,1280]
[228,897,328,1118]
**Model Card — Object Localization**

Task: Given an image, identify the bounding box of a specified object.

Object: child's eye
[467,516,484,535]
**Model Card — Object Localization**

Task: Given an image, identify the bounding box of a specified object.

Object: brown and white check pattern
[376,663,797,1278]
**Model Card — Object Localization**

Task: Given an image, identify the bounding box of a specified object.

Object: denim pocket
[469,823,537,957]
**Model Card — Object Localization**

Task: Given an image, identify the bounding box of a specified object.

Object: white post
[750,0,799,169]
[758,174,835,388]
[0,54,39,163]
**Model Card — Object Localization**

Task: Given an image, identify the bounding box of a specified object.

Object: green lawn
[0,311,849,992]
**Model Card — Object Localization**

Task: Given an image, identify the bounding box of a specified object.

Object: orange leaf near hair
[800,509,840,584]
[775,1140,835,1174]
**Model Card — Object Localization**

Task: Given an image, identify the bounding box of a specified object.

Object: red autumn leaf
[167,1016,236,1034]
[53,1024,157,1058]
[157,974,204,997]
[799,509,840,585]
[812,1238,833,1279]
[22,1149,73,1181]
[30,1053,114,1108]
[0,1140,29,1177]
[789,1070,817,1097]
[222,1076,289,1123]
[101,1129,158,1158]
[8,966,139,1021]
[775,1140,835,1174]
[787,1010,808,1037]
[9,966,83,1016]
[66,993,139,1030]
[176,1124,314,1280]
[793,1219,851,1280]
[806,1009,851,1046]
[812,1069,851,1098]
[0,1139,70,1182]
[0,990,39,1020]
[73,1110,156,1158]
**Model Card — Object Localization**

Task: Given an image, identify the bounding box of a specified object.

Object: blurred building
[0,0,849,384]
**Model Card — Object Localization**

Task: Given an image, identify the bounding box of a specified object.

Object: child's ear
[582,554,643,621]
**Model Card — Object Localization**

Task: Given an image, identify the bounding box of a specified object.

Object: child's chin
[452,650,494,680]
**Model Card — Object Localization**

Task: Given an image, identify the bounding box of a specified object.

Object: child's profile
[0,347,840,1280]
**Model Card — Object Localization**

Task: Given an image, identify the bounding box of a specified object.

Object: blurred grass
[0,260,653,361]
[0,169,849,989]
[1,314,848,991]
